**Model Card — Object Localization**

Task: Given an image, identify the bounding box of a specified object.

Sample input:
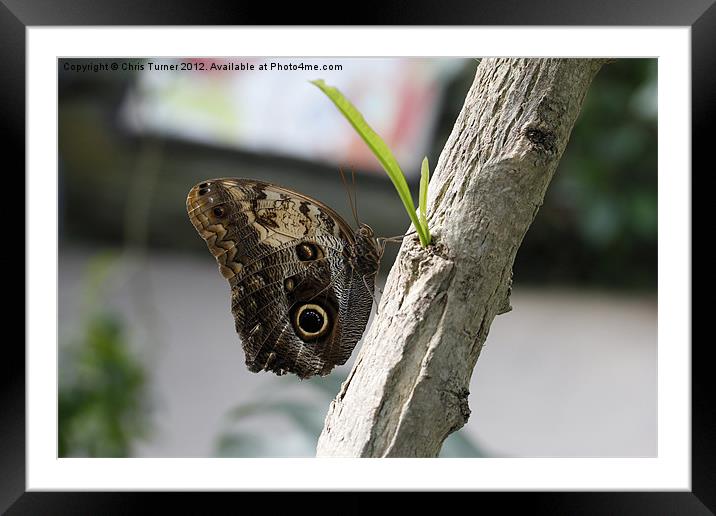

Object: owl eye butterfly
[186,178,381,379]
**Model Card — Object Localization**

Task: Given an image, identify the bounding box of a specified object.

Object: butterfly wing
[186,178,375,378]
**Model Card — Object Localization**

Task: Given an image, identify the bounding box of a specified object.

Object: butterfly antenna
[351,168,361,226]
[339,167,360,228]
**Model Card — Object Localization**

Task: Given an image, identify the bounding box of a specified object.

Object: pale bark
[316,58,607,457]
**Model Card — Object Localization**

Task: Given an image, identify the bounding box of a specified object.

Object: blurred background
[58,57,657,458]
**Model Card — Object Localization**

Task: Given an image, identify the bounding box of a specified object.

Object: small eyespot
[284,277,295,292]
[198,187,210,196]
[213,207,225,218]
[199,182,209,189]
[296,242,321,261]
[294,303,329,341]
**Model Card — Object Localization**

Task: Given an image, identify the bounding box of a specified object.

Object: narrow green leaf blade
[310,79,429,247]
[419,157,431,244]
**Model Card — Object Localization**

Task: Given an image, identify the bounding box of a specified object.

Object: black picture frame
[5,1,710,513]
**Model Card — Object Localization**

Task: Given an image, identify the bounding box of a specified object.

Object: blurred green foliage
[59,253,152,457]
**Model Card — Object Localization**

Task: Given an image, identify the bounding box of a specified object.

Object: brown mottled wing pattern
[186,178,377,379]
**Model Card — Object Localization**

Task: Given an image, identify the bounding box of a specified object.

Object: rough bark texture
[316,58,606,457]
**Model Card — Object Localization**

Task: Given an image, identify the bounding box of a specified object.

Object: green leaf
[419,157,430,242]
[310,79,431,247]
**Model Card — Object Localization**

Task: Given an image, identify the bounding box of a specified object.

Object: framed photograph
[7,1,709,512]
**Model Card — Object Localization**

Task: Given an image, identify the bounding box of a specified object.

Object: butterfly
[186,178,382,379]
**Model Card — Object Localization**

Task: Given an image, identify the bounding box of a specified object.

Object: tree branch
[317,58,607,457]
